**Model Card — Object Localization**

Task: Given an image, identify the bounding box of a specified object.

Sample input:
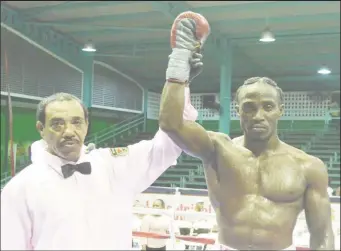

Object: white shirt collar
[30,139,89,176]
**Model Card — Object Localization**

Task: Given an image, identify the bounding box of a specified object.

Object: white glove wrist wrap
[166,48,192,83]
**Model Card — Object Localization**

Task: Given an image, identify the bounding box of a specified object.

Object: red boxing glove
[166,11,210,83]
[170,11,210,50]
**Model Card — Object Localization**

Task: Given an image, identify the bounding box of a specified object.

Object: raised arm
[159,12,215,162]
[304,157,335,250]
[159,83,214,161]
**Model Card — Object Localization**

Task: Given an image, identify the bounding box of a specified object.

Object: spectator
[194,200,204,212]
[140,199,179,251]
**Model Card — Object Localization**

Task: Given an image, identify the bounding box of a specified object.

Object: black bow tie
[61,162,92,179]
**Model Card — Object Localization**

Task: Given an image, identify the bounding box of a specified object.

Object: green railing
[85,113,143,144]
[1,163,27,189]
[85,113,145,146]
[1,114,146,189]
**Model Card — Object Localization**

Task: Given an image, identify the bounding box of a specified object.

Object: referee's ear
[36,121,44,138]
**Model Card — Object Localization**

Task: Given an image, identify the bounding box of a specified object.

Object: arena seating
[111,123,340,190]
[2,119,339,191]
[280,131,320,149]
[307,120,340,189]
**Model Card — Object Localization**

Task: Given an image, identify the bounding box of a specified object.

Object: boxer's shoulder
[282,142,319,163]
[231,135,243,144]
[281,143,325,176]
[301,153,327,180]
[207,131,231,143]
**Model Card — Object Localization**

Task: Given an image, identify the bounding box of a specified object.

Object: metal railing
[1,164,27,189]
[85,114,145,146]
[328,152,341,168]
[1,114,146,189]
[85,113,143,143]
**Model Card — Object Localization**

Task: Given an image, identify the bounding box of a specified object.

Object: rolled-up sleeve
[1,180,32,250]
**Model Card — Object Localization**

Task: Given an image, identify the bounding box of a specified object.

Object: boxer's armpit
[304,157,335,250]
[159,82,215,161]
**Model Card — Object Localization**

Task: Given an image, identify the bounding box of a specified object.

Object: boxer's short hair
[235,77,284,105]
[36,92,88,125]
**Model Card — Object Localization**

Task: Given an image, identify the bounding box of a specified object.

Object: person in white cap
[1,90,197,250]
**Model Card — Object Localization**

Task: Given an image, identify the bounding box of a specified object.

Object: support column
[82,56,94,108]
[218,39,233,134]
[143,89,148,131]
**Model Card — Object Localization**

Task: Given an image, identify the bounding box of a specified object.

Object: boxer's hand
[166,11,210,83]
[189,52,203,84]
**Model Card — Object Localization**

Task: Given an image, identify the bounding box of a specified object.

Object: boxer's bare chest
[205,136,307,204]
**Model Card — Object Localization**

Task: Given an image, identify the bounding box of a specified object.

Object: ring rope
[132,231,216,245]
[132,230,311,249]
[133,207,216,217]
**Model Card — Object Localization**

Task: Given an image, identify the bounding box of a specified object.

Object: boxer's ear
[235,105,240,116]
[279,104,285,117]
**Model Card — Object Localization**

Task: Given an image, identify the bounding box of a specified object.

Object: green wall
[88,115,118,135]
[1,107,39,175]
[146,119,159,133]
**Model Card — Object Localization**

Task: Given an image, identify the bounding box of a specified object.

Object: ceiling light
[82,41,96,52]
[259,28,276,43]
[318,67,331,75]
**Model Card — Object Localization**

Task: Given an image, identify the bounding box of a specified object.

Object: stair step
[157,176,181,182]
[152,181,180,187]
[165,169,191,175]
[193,177,206,182]
[330,180,340,186]
[185,182,207,189]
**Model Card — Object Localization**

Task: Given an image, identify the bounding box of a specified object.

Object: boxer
[159,12,335,250]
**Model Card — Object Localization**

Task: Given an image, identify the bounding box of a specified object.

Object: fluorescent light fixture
[259,28,276,43]
[318,67,331,75]
[82,41,96,52]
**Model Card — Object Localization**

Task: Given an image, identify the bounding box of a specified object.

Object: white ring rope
[132,207,216,217]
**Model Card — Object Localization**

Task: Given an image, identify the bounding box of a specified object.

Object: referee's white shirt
[1,129,182,250]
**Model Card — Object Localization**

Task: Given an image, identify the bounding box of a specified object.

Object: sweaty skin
[159,80,334,250]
